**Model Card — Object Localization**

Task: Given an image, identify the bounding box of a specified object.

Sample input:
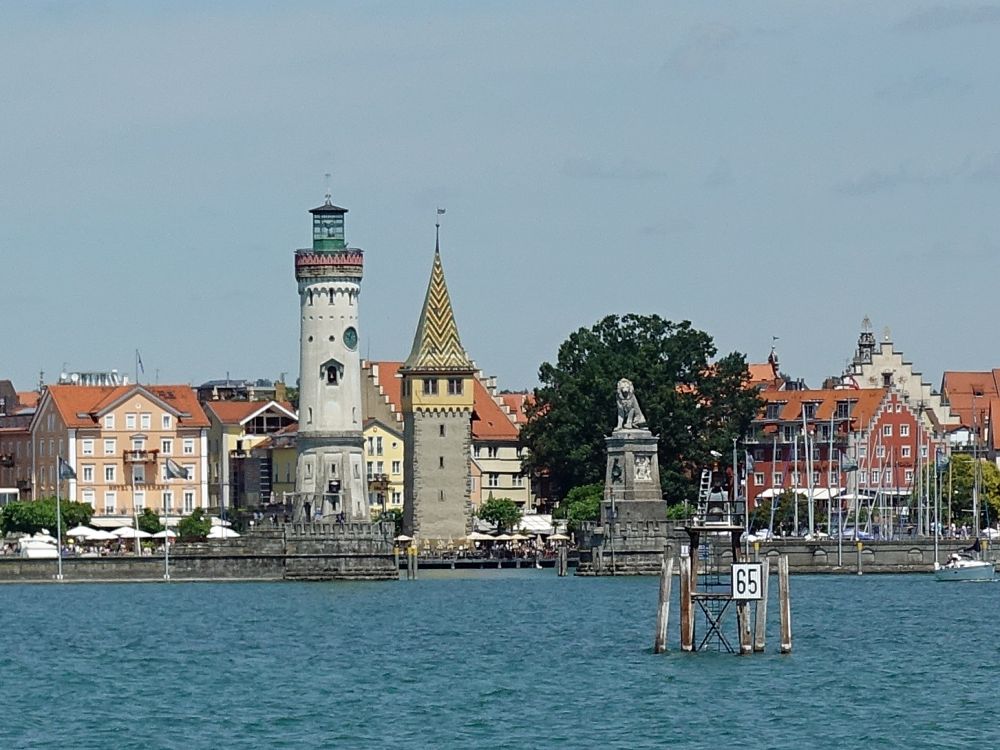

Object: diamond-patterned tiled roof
[402,249,474,373]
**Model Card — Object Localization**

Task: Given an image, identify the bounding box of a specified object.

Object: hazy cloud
[562,157,670,180]
[875,70,972,101]
[663,24,739,77]
[837,153,1000,195]
[703,157,732,188]
[896,4,1000,32]
[640,218,695,236]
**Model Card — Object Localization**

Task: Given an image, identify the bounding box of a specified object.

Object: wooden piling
[653,556,674,654]
[778,555,792,654]
[679,554,693,652]
[753,559,770,652]
[737,602,753,655]
[394,547,401,580]
[557,545,568,576]
[856,541,863,576]
[406,546,417,580]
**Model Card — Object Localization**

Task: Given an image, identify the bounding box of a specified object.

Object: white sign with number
[731,563,764,600]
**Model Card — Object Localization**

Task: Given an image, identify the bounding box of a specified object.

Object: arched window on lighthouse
[322,358,343,386]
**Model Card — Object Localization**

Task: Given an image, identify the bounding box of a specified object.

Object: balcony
[123,449,159,464]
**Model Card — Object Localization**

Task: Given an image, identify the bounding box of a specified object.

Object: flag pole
[164,502,171,581]
[55,456,64,581]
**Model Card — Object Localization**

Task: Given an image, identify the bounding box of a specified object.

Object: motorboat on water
[934,553,995,582]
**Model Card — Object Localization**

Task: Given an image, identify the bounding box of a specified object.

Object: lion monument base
[577,379,674,576]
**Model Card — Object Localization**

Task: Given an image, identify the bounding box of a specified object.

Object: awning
[518,514,554,535]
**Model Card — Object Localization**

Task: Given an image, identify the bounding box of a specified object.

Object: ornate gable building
[400,240,476,542]
[847,317,957,433]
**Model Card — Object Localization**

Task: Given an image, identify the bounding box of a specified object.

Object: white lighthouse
[293,193,367,522]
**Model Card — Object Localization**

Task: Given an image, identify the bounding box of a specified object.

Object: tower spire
[402,230,472,373]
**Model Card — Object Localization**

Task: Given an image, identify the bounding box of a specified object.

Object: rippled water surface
[2,571,999,749]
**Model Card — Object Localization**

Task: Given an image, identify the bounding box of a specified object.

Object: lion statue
[615,378,647,430]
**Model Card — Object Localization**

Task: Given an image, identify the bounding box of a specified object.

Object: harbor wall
[0,523,398,583]
[576,520,998,575]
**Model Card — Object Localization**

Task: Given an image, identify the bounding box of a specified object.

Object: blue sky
[3,2,1000,392]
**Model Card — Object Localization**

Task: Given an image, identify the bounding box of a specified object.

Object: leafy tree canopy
[943,454,1000,528]
[178,508,211,540]
[521,314,761,504]
[137,508,163,535]
[476,495,523,532]
[0,498,93,536]
[553,483,602,529]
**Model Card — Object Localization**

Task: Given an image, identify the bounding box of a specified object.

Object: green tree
[553,483,602,529]
[943,454,1000,528]
[0,498,93,536]
[178,508,212,540]
[137,508,163,534]
[521,314,761,505]
[476,495,523,532]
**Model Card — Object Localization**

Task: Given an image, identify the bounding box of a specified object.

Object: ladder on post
[697,469,712,518]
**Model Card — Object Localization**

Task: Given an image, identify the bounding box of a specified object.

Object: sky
[3,1,1000,394]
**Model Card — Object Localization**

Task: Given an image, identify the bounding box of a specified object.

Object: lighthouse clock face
[343,326,358,350]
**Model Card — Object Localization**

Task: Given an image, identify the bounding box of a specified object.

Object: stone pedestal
[602,428,664,522]
[582,428,671,575]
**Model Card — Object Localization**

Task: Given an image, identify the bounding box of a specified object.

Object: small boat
[934,553,995,582]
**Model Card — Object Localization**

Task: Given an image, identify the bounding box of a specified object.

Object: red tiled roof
[499,392,530,425]
[473,380,519,441]
[941,370,1000,429]
[372,361,403,413]
[756,388,887,431]
[204,400,295,425]
[45,385,210,428]
[16,391,39,409]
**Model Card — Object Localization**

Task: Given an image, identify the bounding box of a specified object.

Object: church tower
[400,232,475,542]
[293,193,367,521]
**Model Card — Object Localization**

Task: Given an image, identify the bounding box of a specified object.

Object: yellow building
[361,361,406,519]
[248,423,299,510]
[203,400,297,512]
[33,383,210,520]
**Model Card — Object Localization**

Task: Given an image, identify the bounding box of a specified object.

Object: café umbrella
[207,526,240,539]
[65,525,99,539]
[112,527,153,539]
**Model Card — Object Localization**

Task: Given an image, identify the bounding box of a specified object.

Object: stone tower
[400,234,475,542]
[293,193,367,522]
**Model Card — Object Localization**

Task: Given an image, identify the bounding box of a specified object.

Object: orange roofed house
[747,387,945,534]
[30,384,210,520]
[940,370,1000,464]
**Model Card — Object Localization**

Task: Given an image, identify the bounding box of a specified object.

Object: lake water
[2,571,998,749]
